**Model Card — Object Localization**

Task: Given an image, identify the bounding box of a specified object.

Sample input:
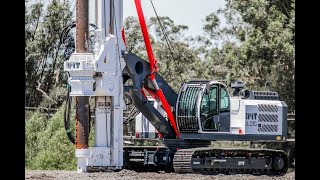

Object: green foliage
[25,0,73,107]
[25,103,76,170]
[202,0,295,109]
[124,16,203,92]
[39,86,66,109]
[26,95,95,170]
[25,111,47,167]
[124,16,154,59]
[123,1,294,110]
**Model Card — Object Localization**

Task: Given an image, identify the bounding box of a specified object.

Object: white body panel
[230,97,284,135]
[87,147,111,166]
[135,97,161,138]
[229,97,246,134]
[243,100,283,135]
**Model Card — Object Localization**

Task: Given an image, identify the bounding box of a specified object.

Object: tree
[25,0,73,108]
[203,0,295,109]
[124,16,203,92]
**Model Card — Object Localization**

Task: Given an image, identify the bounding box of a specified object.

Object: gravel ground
[25,170,295,180]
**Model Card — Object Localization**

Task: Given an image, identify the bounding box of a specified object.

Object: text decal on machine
[246,113,257,126]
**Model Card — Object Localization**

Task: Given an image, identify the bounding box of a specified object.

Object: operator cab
[176,80,231,134]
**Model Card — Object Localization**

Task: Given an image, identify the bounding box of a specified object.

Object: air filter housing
[244,90,279,100]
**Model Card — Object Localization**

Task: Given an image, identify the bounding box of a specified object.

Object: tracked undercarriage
[173,147,288,175]
[123,140,288,175]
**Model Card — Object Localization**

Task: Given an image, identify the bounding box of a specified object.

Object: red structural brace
[134,0,180,138]
[134,0,158,78]
[121,28,126,45]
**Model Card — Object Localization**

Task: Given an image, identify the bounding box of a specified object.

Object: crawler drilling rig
[63,0,289,175]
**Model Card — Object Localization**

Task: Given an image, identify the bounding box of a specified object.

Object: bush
[25,111,47,167]
[26,97,96,170]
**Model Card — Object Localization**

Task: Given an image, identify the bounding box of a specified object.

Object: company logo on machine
[246,113,258,126]
[238,161,245,165]
[246,113,257,120]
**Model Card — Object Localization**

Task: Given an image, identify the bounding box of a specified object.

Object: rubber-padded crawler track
[173,147,288,175]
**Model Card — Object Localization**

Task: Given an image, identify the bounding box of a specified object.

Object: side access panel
[128,90,176,139]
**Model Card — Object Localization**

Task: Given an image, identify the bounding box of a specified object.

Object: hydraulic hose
[63,84,91,144]
[64,84,75,144]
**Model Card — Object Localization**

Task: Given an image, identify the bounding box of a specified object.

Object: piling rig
[62,0,289,175]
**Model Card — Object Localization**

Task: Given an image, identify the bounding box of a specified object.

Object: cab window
[200,86,218,116]
[220,87,230,112]
[200,85,218,130]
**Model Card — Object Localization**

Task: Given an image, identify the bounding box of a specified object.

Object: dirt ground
[25,170,295,180]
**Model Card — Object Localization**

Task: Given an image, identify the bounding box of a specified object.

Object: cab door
[200,84,219,131]
[218,85,231,132]
[200,84,230,132]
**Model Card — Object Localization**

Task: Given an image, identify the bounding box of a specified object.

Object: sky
[123,0,225,36]
[33,0,226,37]
[30,0,227,47]
[85,0,225,36]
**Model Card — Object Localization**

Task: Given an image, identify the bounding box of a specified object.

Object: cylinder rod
[75,97,90,149]
[76,0,89,53]
[75,0,90,149]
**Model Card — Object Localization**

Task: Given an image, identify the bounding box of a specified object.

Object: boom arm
[122,52,178,139]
